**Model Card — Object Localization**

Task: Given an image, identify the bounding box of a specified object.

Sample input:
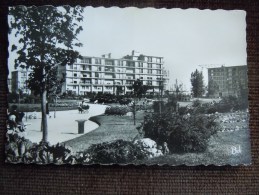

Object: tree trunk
[41,90,48,143]
[133,97,136,125]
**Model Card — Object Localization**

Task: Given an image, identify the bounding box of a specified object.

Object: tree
[190,69,205,97]
[130,79,150,99]
[129,79,150,125]
[9,6,84,143]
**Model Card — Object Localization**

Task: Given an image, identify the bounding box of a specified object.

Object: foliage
[191,69,205,97]
[129,79,151,98]
[9,6,84,142]
[83,139,150,164]
[153,101,165,113]
[187,96,248,115]
[6,130,149,164]
[5,130,73,164]
[105,105,131,115]
[140,112,220,153]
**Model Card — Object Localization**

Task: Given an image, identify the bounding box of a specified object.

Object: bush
[105,105,131,115]
[153,101,165,113]
[6,131,150,164]
[5,130,73,164]
[83,139,150,164]
[140,112,220,153]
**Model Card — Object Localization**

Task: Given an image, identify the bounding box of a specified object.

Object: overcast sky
[8,7,247,91]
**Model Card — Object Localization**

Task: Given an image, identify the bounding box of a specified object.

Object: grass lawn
[63,110,251,165]
[63,111,145,152]
[134,112,251,166]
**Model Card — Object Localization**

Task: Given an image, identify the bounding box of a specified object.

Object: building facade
[208,65,248,97]
[59,51,169,95]
[11,70,31,94]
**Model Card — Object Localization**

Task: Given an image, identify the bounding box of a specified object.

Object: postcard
[6,6,251,165]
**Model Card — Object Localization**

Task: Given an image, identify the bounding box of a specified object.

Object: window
[69,65,73,69]
[74,73,77,77]
[148,63,152,68]
[126,61,135,67]
[95,73,99,77]
[106,86,112,90]
[105,60,114,65]
[148,69,152,74]
[147,81,152,85]
[140,69,143,73]
[157,70,161,74]
[73,86,76,89]
[73,81,77,84]
[95,59,101,64]
[82,86,85,89]
[138,62,143,67]
[118,61,123,66]
[81,58,91,64]
[126,81,133,85]
[98,67,102,71]
[147,57,152,62]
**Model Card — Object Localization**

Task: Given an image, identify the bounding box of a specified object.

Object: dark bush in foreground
[84,139,150,164]
[6,131,73,164]
[6,131,150,164]
[140,112,220,153]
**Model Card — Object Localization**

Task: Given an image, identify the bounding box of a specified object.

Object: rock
[134,138,163,158]
[126,112,133,117]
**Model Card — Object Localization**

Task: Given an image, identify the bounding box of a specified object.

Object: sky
[8,7,247,92]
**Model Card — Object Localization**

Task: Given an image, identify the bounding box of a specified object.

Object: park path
[23,104,107,145]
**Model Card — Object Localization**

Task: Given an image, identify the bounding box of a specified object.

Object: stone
[126,112,133,117]
[134,138,163,158]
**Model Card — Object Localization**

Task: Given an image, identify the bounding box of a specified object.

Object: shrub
[6,131,150,164]
[105,105,131,115]
[5,130,73,164]
[153,101,165,113]
[83,139,150,164]
[140,112,220,153]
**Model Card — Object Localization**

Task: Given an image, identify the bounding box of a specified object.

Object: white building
[58,51,169,95]
[11,70,31,94]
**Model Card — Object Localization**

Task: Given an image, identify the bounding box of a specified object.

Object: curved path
[22,104,107,145]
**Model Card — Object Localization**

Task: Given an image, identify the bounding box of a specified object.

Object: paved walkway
[22,104,107,145]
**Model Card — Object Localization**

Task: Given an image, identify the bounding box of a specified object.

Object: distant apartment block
[208,65,248,97]
[59,51,169,95]
[11,70,31,94]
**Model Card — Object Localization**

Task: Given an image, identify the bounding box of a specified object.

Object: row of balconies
[72,64,163,70]
[66,72,164,79]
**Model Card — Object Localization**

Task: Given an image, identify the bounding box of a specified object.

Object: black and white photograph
[6,6,251,165]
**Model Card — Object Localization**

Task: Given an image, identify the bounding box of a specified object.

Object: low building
[58,51,169,95]
[208,65,248,97]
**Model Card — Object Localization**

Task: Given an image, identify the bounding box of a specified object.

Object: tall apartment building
[59,51,169,95]
[11,70,31,94]
[208,65,248,97]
